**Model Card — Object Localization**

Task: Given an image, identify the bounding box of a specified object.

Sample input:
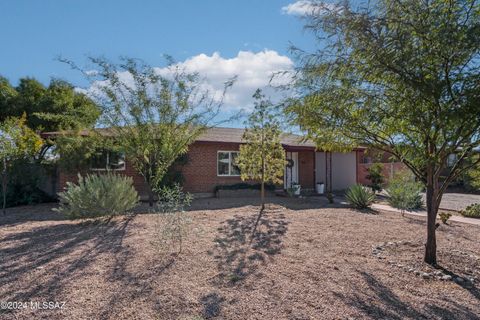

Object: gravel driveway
[436,192,480,211]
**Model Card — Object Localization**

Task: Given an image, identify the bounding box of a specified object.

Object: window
[217,151,240,176]
[91,150,126,171]
[447,154,457,167]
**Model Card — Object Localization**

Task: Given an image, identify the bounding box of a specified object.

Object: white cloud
[154,50,294,111]
[81,50,294,126]
[282,0,339,16]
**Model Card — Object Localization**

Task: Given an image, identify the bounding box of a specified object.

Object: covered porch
[283,147,360,193]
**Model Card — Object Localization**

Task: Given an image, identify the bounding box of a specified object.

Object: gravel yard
[0,198,479,320]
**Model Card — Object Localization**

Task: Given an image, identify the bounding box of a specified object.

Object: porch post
[325,151,333,193]
[313,150,316,189]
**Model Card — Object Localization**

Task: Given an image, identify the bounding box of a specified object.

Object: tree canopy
[0,76,100,132]
[287,0,480,264]
[64,57,234,206]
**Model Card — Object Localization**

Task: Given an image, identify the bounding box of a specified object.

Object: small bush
[461,203,480,218]
[345,184,375,209]
[462,161,480,191]
[386,171,423,211]
[439,212,452,224]
[154,184,193,253]
[366,163,384,192]
[55,173,139,219]
[214,183,275,193]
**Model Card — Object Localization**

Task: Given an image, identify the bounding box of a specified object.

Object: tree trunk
[148,188,154,207]
[424,168,439,265]
[261,181,265,211]
[2,162,7,216]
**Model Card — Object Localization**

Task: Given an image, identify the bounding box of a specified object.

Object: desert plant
[386,171,423,212]
[439,212,452,225]
[345,185,375,209]
[326,192,334,204]
[366,163,384,192]
[461,203,480,219]
[155,184,193,253]
[55,173,139,219]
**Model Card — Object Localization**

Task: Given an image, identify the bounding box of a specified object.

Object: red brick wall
[181,142,244,193]
[57,141,246,196]
[298,151,315,189]
[357,162,407,185]
[57,142,323,196]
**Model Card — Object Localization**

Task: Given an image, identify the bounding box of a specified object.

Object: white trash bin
[316,182,325,194]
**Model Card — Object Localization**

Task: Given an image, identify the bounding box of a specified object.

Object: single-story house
[44,127,401,198]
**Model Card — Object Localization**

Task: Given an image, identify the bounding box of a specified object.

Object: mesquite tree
[237,89,286,211]
[64,57,233,206]
[288,0,480,264]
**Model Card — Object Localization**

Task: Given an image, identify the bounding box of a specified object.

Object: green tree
[64,57,233,206]
[0,76,100,159]
[237,89,286,220]
[0,77,100,132]
[0,114,43,214]
[288,0,480,264]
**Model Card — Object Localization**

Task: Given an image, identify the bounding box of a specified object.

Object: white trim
[90,151,126,171]
[217,150,240,177]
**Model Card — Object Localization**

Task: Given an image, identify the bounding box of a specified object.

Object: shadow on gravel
[335,271,479,319]
[0,203,65,227]
[436,265,480,302]
[209,207,289,286]
[0,216,133,302]
[200,292,225,318]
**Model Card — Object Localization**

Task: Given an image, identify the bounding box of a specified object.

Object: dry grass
[0,197,479,320]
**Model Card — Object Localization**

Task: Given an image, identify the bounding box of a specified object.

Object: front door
[284,152,298,189]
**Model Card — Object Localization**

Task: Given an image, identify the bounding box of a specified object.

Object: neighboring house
[44,127,379,198]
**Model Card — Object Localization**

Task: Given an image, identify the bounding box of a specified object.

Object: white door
[284,152,298,189]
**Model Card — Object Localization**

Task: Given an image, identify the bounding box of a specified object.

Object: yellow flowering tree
[0,114,43,214]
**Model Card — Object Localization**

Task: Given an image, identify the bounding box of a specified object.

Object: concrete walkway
[372,203,480,226]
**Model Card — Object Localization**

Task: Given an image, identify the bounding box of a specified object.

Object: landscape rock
[421,273,431,279]
[454,277,464,284]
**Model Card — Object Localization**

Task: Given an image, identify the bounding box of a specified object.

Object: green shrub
[154,184,193,253]
[386,171,423,210]
[439,212,452,224]
[366,163,384,192]
[0,160,55,208]
[462,165,480,191]
[461,203,480,218]
[345,184,375,209]
[55,173,139,219]
[155,183,192,213]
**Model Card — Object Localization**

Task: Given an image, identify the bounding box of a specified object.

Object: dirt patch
[0,198,479,319]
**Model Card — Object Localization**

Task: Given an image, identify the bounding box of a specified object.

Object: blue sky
[0,0,321,124]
